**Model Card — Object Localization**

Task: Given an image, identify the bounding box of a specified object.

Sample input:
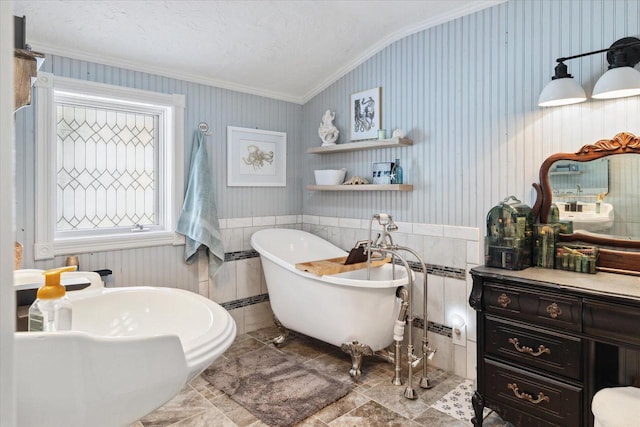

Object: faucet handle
[353,240,370,249]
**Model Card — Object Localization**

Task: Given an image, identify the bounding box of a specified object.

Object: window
[34,73,184,259]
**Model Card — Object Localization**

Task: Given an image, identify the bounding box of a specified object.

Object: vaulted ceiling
[13,0,502,103]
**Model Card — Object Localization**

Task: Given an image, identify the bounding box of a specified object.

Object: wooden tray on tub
[295,256,390,276]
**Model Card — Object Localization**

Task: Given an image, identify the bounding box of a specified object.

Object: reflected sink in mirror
[559,202,614,233]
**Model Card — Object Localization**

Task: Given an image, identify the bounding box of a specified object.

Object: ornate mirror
[536,132,640,274]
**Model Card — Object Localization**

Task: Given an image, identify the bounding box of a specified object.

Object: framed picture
[350,87,381,141]
[227,126,287,187]
[372,162,393,184]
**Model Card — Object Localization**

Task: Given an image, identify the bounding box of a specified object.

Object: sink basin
[14,270,236,427]
[559,202,614,233]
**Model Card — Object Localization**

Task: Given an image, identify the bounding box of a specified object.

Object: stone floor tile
[312,390,371,424]
[329,400,420,426]
[138,385,213,427]
[413,407,469,426]
[482,411,516,426]
[188,375,225,400]
[169,407,237,427]
[361,382,430,420]
[209,394,258,427]
[245,325,281,342]
[293,416,330,427]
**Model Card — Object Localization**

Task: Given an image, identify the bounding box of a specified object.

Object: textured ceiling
[13,0,502,104]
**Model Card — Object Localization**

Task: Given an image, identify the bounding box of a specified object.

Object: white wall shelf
[307,137,413,154]
[306,184,413,191]
[549,171,583,176]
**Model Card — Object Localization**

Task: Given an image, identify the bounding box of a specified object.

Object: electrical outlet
[452,323,466,346]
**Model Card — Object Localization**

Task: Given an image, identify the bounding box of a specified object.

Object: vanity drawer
[484,359,582,427]
[584,300,640,347]
[485,316,582,380]
[484,283,581,332]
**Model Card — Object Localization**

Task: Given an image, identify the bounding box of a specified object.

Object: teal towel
[176,131,224,278]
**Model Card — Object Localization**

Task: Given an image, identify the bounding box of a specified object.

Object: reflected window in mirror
[550,159,609,198]
[608,155,640,238]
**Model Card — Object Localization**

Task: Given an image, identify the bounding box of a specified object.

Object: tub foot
[340,341,373,380]
[272,316,289,347]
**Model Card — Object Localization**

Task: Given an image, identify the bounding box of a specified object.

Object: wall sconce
[450,313,466,346]
[539,37,640,107]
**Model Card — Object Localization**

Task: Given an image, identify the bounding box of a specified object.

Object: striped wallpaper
[303,0,640,227]
[14,54,303,285]
[13,0,640,289]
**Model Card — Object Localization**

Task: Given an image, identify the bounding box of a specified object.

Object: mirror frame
[536,132,640,275]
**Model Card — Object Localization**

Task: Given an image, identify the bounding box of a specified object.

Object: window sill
[35,231,185,260]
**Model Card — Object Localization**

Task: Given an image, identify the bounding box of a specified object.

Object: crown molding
[28,41,306,104]
[27,0,504,106]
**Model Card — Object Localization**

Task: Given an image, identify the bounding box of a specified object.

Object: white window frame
[34,72,185,260]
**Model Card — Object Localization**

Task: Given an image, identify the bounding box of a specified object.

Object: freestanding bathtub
[251,228,411,377]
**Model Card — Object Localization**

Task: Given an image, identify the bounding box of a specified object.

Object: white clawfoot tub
[251,228,411,377]
[14,270,236,427]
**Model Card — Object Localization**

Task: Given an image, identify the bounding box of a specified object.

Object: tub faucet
[371,213,397,248]
[367,213,434,399]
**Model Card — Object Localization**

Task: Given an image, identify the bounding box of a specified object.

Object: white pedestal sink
[559,202,614,233]
[14,270,236,427]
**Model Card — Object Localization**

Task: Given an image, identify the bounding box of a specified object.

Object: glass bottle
[392,159,403,184]
[548,203,560,223]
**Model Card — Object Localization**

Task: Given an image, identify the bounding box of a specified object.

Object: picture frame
[227,126,287,187]
[372,162,393,184]
[350,87,381,141]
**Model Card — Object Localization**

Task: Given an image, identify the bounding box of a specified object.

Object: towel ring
[198,122,213,136]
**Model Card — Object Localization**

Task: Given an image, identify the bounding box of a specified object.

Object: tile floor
[135,326,512,426]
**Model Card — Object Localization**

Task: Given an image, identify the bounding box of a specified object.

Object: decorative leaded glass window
[34,73,185,259]
[56,103,158,232]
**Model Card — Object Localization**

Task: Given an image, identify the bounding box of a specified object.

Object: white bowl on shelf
[314,169,346,185]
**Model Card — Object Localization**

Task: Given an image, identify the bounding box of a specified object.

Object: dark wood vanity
[470,266,640,426]
[471,132,640,426]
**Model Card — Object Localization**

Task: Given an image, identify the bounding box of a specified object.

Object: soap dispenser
[596,193,603,214]
[28,265,77,332]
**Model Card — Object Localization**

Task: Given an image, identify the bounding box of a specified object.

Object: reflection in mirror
[537,132,640,275]
[549,158,612,234]
[549,159,609,198]
[608,154,640,238]
[548,155,640,238]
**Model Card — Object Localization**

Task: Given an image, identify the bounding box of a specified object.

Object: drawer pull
[497,293,512,308]
[546,302,563,319]
[507,383,550,405]
[508,338,551,357]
